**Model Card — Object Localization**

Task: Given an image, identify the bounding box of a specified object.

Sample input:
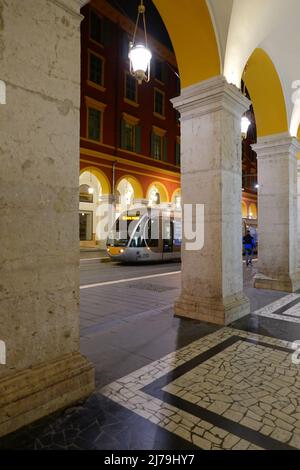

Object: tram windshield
[107,211,144,247]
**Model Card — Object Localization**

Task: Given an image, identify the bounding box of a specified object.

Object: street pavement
[0,259,294,450]
[79,260,286,388]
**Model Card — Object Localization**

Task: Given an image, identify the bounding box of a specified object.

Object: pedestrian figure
[243,230,255,266]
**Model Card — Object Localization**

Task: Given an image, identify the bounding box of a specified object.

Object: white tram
[106,207,182,263]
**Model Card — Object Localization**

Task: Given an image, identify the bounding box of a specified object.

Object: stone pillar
[171,76,250,325]
[0,0,94,437]
[297,160,300,270]
[253,133,300,291]
[96,194,116,248]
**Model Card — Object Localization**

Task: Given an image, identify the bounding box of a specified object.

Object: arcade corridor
[1,261,300,450]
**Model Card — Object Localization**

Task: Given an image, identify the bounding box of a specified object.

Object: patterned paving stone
[101,327,300,450]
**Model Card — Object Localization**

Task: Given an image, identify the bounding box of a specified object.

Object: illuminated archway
[80,166,111,195]
[243,48,288,137]
[79,169,106,243]
[248,203,257,220]
[171,188,181,208]
[242,201,248,218]
[115,175,144,200]
[147,181,169,205]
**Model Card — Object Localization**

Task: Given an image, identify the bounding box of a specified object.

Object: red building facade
[79,0,181,244]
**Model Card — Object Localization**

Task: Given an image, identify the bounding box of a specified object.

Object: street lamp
[128,0,152,84]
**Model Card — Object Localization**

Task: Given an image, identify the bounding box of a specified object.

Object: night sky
[106,0,174,51]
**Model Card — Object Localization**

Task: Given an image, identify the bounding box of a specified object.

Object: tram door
[146,216,163,260]
[162,215,174,260]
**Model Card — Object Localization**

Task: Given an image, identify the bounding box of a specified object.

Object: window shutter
[163,136,168,161]
[101,18,110,47]
[121,119,126,149]
[135,125,141,154]
[151,132,155,158]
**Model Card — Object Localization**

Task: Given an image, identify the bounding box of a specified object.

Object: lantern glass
[129,44,152,74]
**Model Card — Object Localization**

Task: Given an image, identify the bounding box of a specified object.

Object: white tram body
[106,207,182,263]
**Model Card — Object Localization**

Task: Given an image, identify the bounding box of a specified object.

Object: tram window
[146,218,159,247]
[163,219,173,252]
[130,225,146,248]
[163,220,172,240]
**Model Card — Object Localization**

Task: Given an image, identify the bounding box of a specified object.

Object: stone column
[253,133,300,291]
[0,0,94,437]
[171,75,250,325]
[297,160,300,270]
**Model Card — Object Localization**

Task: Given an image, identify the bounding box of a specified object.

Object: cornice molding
[252,133,300,159]
[171,75,250,121]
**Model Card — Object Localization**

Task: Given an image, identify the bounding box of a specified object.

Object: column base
[174,292,250,326]
[254,272,300,292]
[0,352,95,438]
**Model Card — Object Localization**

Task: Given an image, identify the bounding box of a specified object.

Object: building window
[151,127,167,161]
[125,73,137,103]
[120,114,141,153]
[153,134,162,160]
[89,52,104,86]
[88,107,101,142]
[124,122,134,151]
[90,10,102,45]
[154,89,165,117]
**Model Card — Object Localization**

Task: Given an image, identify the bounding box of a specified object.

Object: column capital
[171,75,250,121]
[252,132,300,159]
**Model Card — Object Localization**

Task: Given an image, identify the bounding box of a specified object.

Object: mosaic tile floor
[101,328,300,450]
[253,293,300,324]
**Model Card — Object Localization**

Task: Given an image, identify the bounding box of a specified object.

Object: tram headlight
[120,249,124,254]
[107,248,110,252]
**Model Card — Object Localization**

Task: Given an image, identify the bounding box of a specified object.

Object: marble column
[0,0,94,437]
[171,76,250,325]
[253,133,300,291]
[297,161,300,271]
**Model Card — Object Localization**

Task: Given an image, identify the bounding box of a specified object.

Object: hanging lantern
[128,0,152,84]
